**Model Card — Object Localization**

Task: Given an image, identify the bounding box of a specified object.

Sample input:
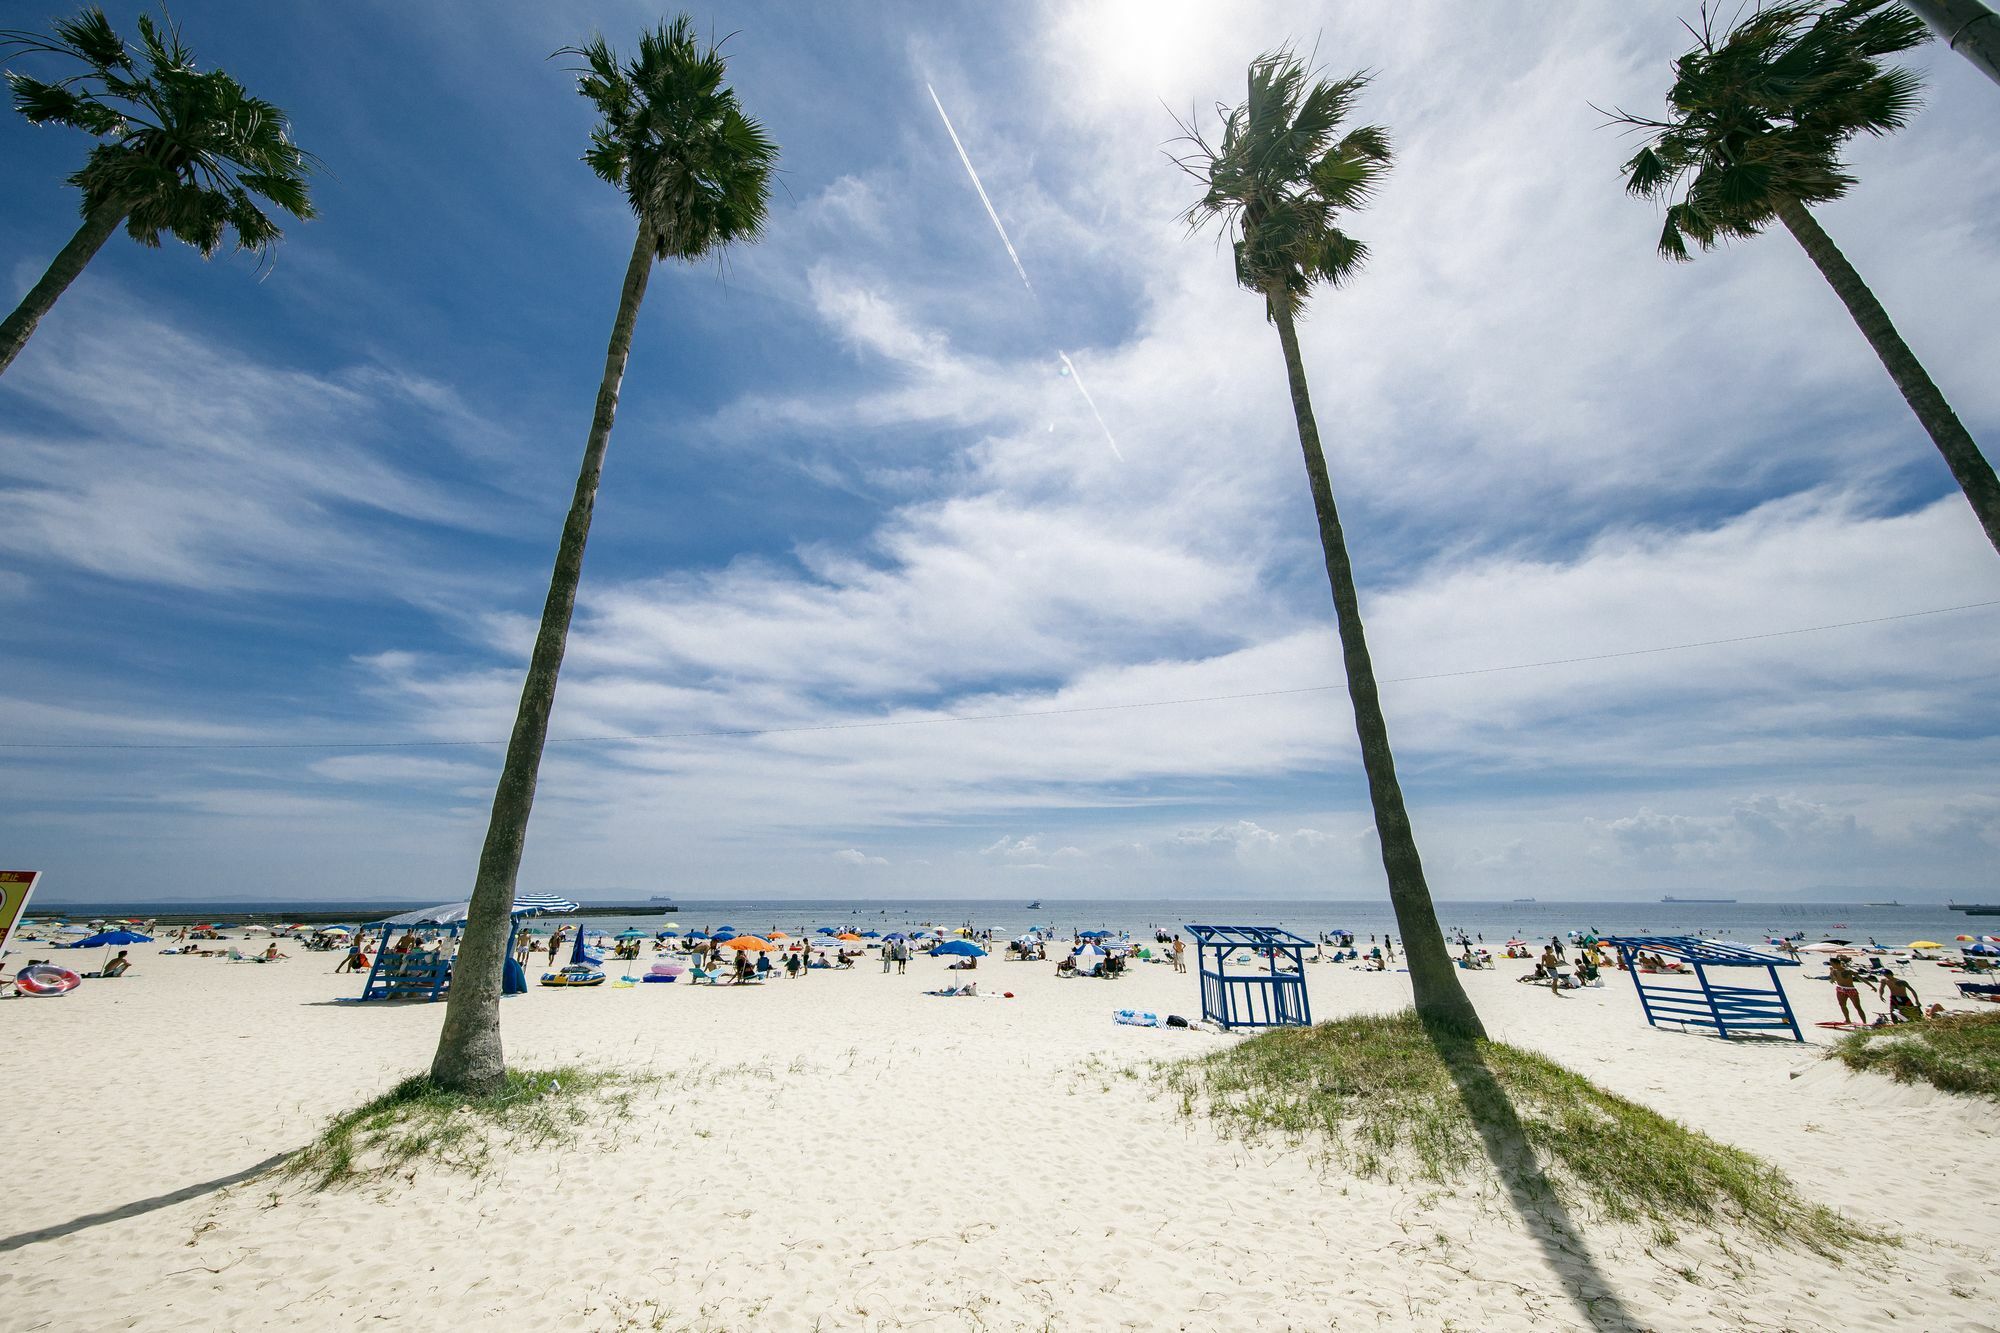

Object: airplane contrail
[1057,351,1122,461]
[926,82,1122,461]
[926,84,1033,295]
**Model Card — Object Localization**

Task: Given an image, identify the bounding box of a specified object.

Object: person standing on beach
[1828,955,1868,1025]
[881,942,893,973]
[1171,936,1186,973]
[895,939,908,974]
[1877,971,1920,1022]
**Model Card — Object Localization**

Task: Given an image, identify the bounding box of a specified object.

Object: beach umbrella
[766,931,789,940]
[817,927,838,935]
[615,929,648,939]
[929,939,987,957]
[861,930,881,938]
[884,932,906,941]
[837,932,861,941]
[1909,940,1941,949]
[659,928,680,937]
[1967,943,2000,957]
[514,892,580,914]
[1080,930,1112,939]
[70,929,151,948]
[718,936,775,951]
[713,924,737,935]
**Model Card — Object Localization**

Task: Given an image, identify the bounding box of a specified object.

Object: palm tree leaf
[5,6,317,255]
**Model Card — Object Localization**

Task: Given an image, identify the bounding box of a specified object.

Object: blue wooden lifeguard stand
[359,902,525,1002]
[1185,925,1313,1030]
[1600,936,1803,1041]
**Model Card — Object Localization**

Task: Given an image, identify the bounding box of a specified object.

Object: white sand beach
[3,940,1997,1332]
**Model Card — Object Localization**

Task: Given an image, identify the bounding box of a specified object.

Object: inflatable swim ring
[16,964,82,996]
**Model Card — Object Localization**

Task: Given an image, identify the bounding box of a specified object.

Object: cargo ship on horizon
[1661,896,1737,904]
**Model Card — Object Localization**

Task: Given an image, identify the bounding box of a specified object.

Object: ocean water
[560,898,1987,948]
[33,896,1990,947]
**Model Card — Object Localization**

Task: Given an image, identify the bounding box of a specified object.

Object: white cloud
[832,847,887,866]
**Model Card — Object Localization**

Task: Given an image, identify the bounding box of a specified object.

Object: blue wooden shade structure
[1600,936,1803,1041]
[359,902,529,1002]
[1184,925,1313,1030]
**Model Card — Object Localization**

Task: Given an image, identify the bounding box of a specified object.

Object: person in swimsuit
[1877,972,1920,1022]
[1828,956,1867,1025]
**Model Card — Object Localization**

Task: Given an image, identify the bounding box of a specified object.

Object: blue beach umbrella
[929,939,987,957]
[659,929,680,937]
[615,929,647,939]
[1080,930,1112,939]
[713,925,737,937]
[514,892,580,914]
[884,932,906,941]
[817,927,838,935]
[684,930,709,940]
[860,930,881,938]
[69,930,152,948]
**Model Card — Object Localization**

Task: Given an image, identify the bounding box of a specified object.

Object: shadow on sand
[0,1153,291,1254]
[1422,1016,1646,1331]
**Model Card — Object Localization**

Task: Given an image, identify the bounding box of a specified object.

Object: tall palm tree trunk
[0,203,126,378]
[1774,197,2000,557]
[430,222,657,1094]
[1267,291,1485,1038]
[1903,0,2000,88]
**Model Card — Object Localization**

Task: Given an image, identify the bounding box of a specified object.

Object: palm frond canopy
[560,16,778,261]
[1,6,317,256]
[1179,48,1392,314]
[1612,0,1926,259]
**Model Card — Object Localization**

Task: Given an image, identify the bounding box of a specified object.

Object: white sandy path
[1,942,1996,1332]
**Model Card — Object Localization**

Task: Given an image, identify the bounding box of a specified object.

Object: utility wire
[4,597,1995,753]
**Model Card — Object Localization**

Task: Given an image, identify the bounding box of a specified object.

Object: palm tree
[1179,50,1485,1038]
[0,7,316,377]
[1611,0,2000,557]
[428,17,777,1095]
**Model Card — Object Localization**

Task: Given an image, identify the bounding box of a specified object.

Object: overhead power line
[3,597,1995,753]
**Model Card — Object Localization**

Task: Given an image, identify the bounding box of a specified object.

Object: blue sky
[3,0,1997,904]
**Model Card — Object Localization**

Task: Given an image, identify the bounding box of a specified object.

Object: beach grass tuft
[282,1065,649,1190]
[1161,1010,1871,1254]
[1832,1009,2000,1102]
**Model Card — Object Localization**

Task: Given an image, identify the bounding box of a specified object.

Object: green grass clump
[282,1065,647,1191]
[1833,1010,2000,1102]
[1161,1010,1870,1254]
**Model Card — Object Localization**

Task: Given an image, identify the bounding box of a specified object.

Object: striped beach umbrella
[514,892,580,914]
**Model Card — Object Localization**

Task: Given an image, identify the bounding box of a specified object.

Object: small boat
[1025,900,1043,909]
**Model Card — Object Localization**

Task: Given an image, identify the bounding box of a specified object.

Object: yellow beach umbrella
[1909,940,1941,949]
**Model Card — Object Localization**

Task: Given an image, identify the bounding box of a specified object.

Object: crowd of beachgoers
[9,912,1996,1028]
